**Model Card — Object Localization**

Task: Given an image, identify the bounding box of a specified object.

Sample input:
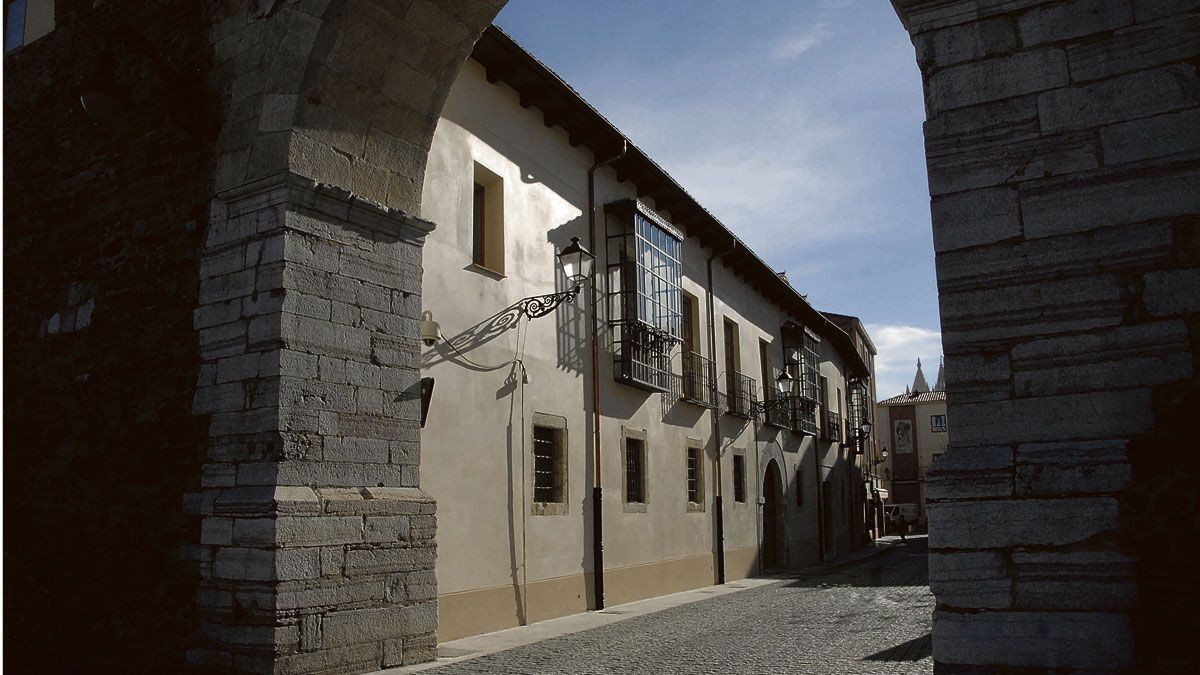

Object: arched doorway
[762,459,783,571]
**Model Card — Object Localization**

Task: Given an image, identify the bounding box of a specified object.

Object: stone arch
[210,0,505,208]
[194,1,1200,672]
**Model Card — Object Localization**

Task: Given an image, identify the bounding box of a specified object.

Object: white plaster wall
[420,60,854,603]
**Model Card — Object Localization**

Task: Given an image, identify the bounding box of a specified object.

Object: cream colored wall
[420,60,854,636]
[915,400,950,478]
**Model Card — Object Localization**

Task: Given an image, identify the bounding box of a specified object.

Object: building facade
[5,0,1197,672]
[419,28,878,640]
[877,360,949,529]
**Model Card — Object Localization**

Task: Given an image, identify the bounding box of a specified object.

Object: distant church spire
[911,358,930,394]
[933,357,945,392]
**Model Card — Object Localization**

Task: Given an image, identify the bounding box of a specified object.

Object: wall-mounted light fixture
[518,236,595,319]
[751,369,796,419]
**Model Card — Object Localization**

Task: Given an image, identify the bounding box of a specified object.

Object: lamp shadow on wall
[420,301,527,372]
[546,217,587,376]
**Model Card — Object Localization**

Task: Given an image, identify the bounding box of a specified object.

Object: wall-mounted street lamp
[519,236,596,319]
[419,236,596,347]
[750,369,797,419]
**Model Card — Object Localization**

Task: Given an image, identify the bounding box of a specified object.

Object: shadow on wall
[421,300,526,372]
[546,217,587,375]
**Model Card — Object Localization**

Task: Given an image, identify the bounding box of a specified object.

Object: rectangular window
[931,414,947,432]
[678,292,715,407]
[532,425,564,504]
[796,468,804,507]
[607,201,683,391]
[724,319,755,417]
[732,454,746,503]
[686,447,702,505]
[5,0,52,53]
[760,338,787,426]
[625,437,646,504]
[471,163,504,274]
[472,182,486,265]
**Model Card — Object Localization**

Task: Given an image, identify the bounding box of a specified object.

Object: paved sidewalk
[374,535,916,672]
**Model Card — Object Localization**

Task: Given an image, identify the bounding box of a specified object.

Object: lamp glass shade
[860,420,873,436]
[774,369,795,396]
[881,449,889,459]
[558,236,595,283]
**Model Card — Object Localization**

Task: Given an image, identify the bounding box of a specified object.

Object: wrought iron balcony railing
[726,370,757,419]
[762,392,790,427]
[680,351,717,408]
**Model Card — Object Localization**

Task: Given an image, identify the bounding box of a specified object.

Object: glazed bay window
[606,201,683,391]
[847,378,870,443]
[783,323,820,435]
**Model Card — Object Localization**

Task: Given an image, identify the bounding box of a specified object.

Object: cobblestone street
[425,537,933,675]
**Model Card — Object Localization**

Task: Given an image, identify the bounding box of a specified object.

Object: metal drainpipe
[586,140,626,611]
[706,238,737,584]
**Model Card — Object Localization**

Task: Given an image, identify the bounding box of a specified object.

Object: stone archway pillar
[188,172,438,672]
[188,1,505,671]
[892,0,1199,671]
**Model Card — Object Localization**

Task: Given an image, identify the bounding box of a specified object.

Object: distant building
[876,359,948,528]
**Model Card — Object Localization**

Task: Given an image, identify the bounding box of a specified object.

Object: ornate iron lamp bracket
[519,285,582,320]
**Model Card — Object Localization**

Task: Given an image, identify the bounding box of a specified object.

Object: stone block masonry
[893,0,1200,671]
[188,173,439,673]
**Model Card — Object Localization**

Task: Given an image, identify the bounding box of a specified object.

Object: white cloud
[773,22,830,59]
[866,324,943,401]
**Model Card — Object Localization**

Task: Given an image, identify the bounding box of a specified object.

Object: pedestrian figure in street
[897,514,908,542]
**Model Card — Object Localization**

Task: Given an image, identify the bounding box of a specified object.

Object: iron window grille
[732,454,747,503]
[606,201,683,392]
[625,437,646,504]
[931,414,947,432]
[686,447,702,504]
[532,425,564,503]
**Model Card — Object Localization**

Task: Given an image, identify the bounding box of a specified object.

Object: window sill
[465,262,506,280]
[623,502,647,513]
[686,501,705,513]
[532,502,567,516]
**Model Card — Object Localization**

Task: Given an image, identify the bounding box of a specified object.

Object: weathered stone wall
[894,0,1200,671]
[187,174,439,672]
[2,1,218,669]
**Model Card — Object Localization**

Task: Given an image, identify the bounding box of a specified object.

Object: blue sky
[495,0,943,399]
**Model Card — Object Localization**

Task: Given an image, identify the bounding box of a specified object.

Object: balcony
[611,319,675,392]
[762,393,790,427]
[790,397,819,436]
[822,410,842,443]
[725,370,757,419]
[680,351,717,408]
